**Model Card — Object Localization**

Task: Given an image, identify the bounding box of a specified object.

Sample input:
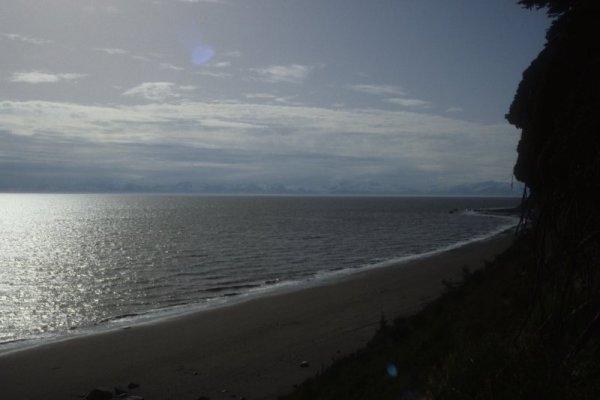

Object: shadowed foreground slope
[280,232,599,399]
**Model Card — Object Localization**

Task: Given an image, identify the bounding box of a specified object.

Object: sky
[0,0,551,193]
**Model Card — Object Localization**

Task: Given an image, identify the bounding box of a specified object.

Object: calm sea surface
[0,194,518,351]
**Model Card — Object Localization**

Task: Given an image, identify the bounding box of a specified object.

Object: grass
[279,235,600,399]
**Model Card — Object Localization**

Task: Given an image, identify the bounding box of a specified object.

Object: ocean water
[0,194,519,352]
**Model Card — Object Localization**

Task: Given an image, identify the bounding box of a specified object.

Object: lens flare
[386,363,398,378]
[175,20,215,66]
[191,44,215,65]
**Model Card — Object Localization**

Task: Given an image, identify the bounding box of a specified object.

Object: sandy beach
[0,232,513,400]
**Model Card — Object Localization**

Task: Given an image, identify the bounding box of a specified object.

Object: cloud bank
[0,99,519,191]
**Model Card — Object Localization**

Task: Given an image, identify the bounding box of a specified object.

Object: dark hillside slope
[280,235,599,399]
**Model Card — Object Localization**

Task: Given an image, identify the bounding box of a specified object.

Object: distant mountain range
[1,180,524,197]
[433,181,525,196]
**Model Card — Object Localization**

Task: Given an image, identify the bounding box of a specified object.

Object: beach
[0,232,513,400]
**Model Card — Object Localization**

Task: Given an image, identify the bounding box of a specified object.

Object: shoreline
[0,217,517,357]
[0,230,514,400]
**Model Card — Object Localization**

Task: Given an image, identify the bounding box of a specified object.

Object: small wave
[0,338,29,347]
[312,218,518,283]
[203,275,228,281]
[301,235,324,240]
[99,313,140,324]
[204,283,262,293]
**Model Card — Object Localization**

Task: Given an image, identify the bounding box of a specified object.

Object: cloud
[252,64,313,84]
[122,82,196,102]
[244,93,279,100]
[1,32,51,45]
[212,61,231,68]
[349,83,431,109]
[196,70,232,79]
[160,62,185,71]
[9,71,87,84]
[94,47,129,55]
[446,106,464,113]
[387,98,431,108]
[0,99,520,189]
[244,93,301,105]
[348,84,406,97]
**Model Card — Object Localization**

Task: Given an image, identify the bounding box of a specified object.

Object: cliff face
[507,0,600,203]
[507,0,600,224]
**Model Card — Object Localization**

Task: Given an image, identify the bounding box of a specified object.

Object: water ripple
[0,194,518,348]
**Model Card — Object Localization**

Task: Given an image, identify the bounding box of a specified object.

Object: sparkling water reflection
[0,194,518,347]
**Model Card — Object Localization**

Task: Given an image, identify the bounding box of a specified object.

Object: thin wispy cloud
[122,82,196,102]
[196,70,232,79]
[349,84,432,109]
[131,55,153,63]
[1,32,51,45]
[252,64,313,84]
[244,93,279,99]
[160,62,185,71]
[388,98,431,108]
[244,93,300,105]
[10,71,87,84]
[348,84,406,97]
[446,106,464,113]
[94,47,129,55]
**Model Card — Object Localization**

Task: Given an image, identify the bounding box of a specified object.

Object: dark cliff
[507,0,600,237]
